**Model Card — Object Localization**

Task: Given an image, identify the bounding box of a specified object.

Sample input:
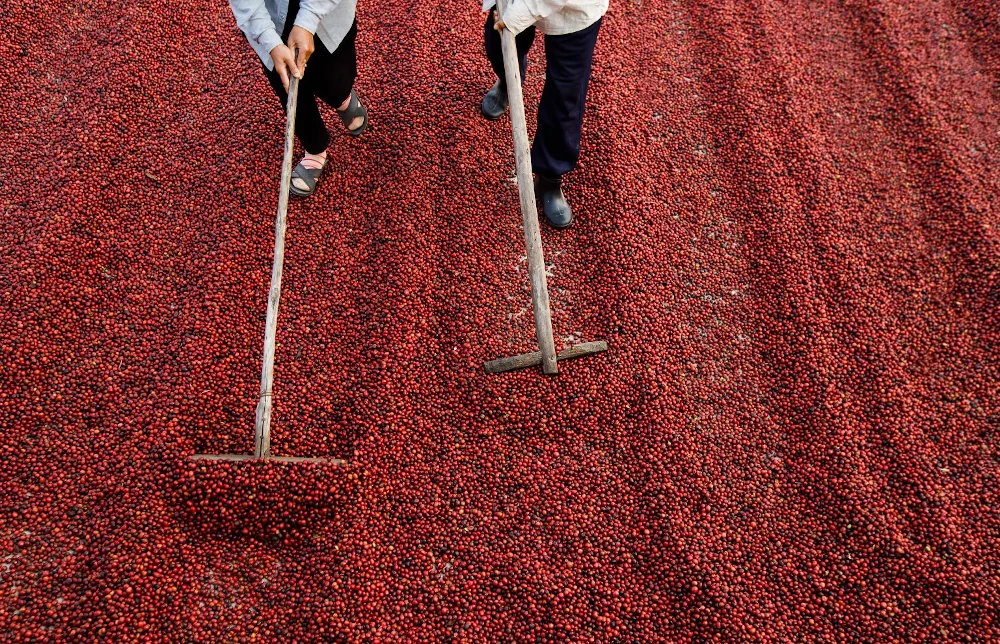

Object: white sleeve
[294,0,343,34]
[230,0,282,54]
[501,0,571,35]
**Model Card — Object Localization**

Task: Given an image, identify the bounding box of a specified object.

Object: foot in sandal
[290,150,328,198]
[337,89,368,136]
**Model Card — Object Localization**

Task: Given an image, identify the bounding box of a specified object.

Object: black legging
[263,9,358,154]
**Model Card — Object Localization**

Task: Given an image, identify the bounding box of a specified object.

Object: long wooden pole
[495,0,558,374]
[254,74,299,458]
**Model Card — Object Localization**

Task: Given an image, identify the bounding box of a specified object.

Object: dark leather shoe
[535,175,573,229]
[481,79,509,120]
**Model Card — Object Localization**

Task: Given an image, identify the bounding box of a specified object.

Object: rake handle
[495,0,558,375]
[254,72,300,458]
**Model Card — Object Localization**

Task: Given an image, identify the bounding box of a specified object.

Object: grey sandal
[338,89,369,137]
[289,157,328,198]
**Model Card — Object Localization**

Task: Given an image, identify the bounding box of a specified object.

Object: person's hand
[493,9,506,31]
[287,26,315,73]
[269,44,300,92]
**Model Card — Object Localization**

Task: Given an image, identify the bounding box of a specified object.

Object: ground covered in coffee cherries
[2,0,999,641]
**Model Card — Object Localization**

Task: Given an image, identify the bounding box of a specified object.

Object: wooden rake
[483,0,608,375]
[193,73,344,465]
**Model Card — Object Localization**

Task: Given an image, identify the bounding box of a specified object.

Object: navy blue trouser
[485,12,602,179]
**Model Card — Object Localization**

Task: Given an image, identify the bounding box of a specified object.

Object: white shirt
[230,0,357,71]
[482,0,608,36]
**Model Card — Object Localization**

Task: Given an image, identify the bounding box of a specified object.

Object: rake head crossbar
[484,341,608,375]
[190,454,347,464]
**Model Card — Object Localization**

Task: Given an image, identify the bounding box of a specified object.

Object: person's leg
[311,20,365,133]
[484,9,534,84]
[531,18,601,228]
[263,63,330,155]
[263,63,330,196]
[481,8,535,119]
[532,18,601,179]
[260,0,340,196]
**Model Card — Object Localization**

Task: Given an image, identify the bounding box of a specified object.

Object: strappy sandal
[338,89,369,137]
[289,156,329,198]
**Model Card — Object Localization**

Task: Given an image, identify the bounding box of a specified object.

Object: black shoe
[481,79,509,120]
[535,175,573,229]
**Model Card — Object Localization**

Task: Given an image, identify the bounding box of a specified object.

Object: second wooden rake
[483,0,608,375]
